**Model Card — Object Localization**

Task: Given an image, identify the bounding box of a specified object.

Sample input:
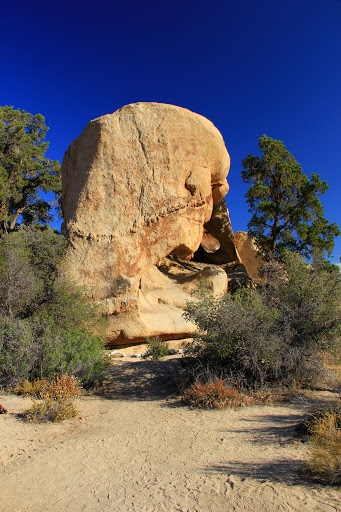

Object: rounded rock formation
[61,102,239,346]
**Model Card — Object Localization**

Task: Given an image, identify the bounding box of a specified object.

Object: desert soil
[1,356,340,512]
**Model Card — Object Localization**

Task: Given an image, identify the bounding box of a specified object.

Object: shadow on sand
[101,357,183,402]
[205,459,307,486]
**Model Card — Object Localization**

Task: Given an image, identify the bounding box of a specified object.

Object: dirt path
[1,357,340,511]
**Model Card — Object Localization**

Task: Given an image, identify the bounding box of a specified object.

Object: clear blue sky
[2,0,341,262]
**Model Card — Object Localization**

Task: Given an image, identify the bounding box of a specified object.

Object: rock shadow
[205,459,307,486]
[206,407,312,486]
[101,357,183,402]
[225,410,308,446]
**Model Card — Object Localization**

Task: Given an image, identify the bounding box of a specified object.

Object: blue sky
[2,0,341,262]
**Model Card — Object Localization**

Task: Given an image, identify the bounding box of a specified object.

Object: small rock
[0,404,8,414]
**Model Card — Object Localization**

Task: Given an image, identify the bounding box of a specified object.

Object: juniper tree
[241,135,340,260]
[0,106,61,235]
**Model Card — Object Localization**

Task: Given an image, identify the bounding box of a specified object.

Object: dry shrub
[14,378,49,398]
[19,375,81,423]
[23,398,77,423]
[181,378,254,409]
[15,375,81,400]
[44,375,81,400]
[306,402,341,484]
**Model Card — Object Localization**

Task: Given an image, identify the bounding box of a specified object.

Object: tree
[0,106,61,235]
[241,135,340,259]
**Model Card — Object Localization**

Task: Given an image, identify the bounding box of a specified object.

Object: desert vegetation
[0,227,107,394]
[181,134,341,407]
[181,378,255,409]
[142,336,169,361]
[182,251,341,484]
[0,106,107,398]
[184,251,341,390]
[15,374,82,400]
[305,399,341,485]
[16,374,81,423]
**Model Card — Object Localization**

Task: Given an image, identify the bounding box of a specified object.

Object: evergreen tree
[0,106,61,235]
[242,135,340,259]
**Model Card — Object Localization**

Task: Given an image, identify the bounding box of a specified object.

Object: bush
[0,228,66,318]
[29,317,106,387]
[184,251,341,389]
[184,285,286,388]
[182,378,252,409]
[15,374,81,400]
[306,401,341,484]
[143,337,168,361]
[0,228,108,390]
[20,375,81,423]
[0,312,106,389]
[23,399,78,423]
[0,316,35,388]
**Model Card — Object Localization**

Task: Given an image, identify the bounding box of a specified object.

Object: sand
[1,357,340,512]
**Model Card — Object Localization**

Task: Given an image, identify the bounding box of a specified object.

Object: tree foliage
[241,135,340,260]
[0,227,66,318]
[0,106,61,235]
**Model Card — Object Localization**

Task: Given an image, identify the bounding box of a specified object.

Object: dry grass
[14,378,50,398]
[306,400,341,485]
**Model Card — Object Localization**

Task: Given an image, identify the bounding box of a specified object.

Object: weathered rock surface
[234,231,261,283]
[61,102,239,346]
[107,257,228,345]
[194,199,240,264]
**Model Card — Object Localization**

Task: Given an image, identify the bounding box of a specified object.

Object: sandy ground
[1,357,340,512]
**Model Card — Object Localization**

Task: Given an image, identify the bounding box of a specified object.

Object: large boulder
[61,102,240,346]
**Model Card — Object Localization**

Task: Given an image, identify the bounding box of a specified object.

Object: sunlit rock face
[61,102,240,346]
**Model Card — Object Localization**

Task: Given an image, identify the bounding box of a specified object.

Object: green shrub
[143,337,168,361]
[0,316,35,389]
[29,316,106,387]
[0,228,66,318]
[184,251,341,389]
[184,286,285,388]
[0,228,108,390]
[0,312,106,389]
